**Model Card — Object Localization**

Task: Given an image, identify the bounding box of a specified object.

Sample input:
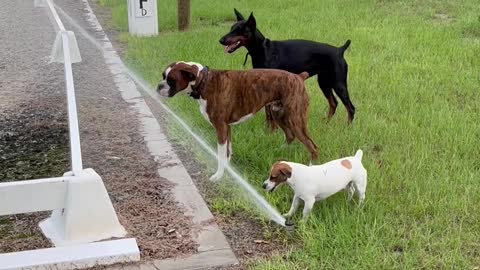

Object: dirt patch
[0,213,51,253]
[0,103,69,253]
[433,13,454,24]
[0,105,69,181]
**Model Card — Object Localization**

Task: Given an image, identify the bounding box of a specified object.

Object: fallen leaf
[254,240,269,244]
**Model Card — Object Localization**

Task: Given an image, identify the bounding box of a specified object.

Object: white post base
[39,168,127,247]
[0,238,140,270]
[50,31,82,64]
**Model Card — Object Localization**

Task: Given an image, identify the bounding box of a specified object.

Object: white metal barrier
[0,0,140,268]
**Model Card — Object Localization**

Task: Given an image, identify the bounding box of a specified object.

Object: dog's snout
[262,183,267,189]
[157,81,165,91]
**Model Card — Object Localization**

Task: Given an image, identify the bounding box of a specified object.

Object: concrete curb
[79,1,238,269]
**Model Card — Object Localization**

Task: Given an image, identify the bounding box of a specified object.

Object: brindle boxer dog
[157,61,318,181]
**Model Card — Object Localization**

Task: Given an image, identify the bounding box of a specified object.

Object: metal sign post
[128,0,158,36]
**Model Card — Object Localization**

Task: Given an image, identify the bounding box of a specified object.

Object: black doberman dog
[219,9,355,123]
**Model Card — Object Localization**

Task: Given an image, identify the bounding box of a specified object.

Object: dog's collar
[190,67,209,99]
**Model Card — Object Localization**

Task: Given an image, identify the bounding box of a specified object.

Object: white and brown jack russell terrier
[263,149,367,220]
[157,61,318,181]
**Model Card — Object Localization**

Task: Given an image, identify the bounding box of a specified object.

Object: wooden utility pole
[177,0,190,31]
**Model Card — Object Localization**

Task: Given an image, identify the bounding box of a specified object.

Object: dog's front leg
[210,142,228,181]
[210,124,230,181]
[283,195,300,218]
[301,197,315,221]
[227,128,232,162]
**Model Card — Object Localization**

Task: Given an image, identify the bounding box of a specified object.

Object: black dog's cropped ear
[234,8,245,21]
[246,12,256,29]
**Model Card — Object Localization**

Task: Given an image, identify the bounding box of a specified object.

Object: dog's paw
[282,213,292,218]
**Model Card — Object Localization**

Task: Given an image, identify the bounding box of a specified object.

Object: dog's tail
[339,39,351,56]
[298,71,309,81]
[354,149,363,160]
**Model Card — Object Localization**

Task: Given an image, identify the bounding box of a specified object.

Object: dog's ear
[246,12,256,29]
[177,65,198,82]
[279,164,292,178]
[180,70,195,82]
[234,8,245,21]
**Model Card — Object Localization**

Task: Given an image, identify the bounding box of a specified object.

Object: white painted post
[50,31,82,64]
[127,0,158,36]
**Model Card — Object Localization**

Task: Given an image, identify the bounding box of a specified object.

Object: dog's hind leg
[317,75,338,121]
[333,63,356,124]
[279,123,295,144]
[353,170,367,204]
[272,111,295,144]
[302,197,315,221]
[291,124,318,161]
[264,104,278,131]
[346,182,355,201]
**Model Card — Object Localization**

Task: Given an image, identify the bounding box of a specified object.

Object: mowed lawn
[98,0,480,269]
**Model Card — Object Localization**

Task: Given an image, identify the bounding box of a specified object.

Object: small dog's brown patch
[341,159,352,170]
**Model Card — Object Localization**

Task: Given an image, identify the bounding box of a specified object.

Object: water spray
[56,5,290,227]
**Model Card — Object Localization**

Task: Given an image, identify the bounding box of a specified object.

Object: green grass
[97,0,480,268]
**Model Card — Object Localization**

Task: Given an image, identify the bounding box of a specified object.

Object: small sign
[135,0,152,17]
